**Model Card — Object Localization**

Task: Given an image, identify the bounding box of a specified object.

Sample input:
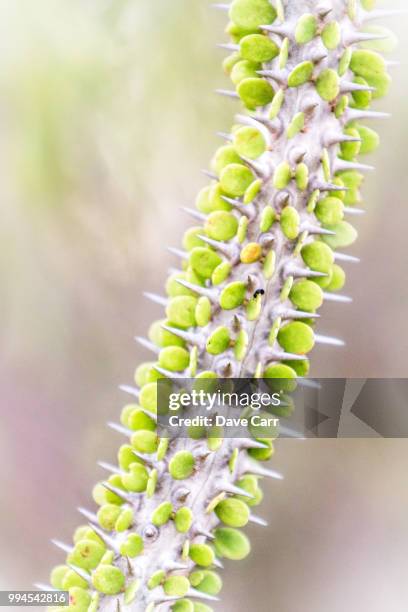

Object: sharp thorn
[301,222,336,236]
[247,114,276,131]
[245,461,284,480]
[234,113,272,139]
[216,360,234,378]
[280,308,320,320]
[143,291,168,306]
[175,276,218,300]
[317,6,333,18]
[101,483,134,504]
[219,481,255,499]
[181,206,206,221]
[344,31,388,45]
[311,50,328,64]
[334,252,360,263]
[135,336,160,354]
[259,24,290,37]
[256,69,287,85]
[239,438,270,450]
[161,323,203,347]
[216,42,239,51]
[87,521,119,550]
[119,384,141,399]
[362,8,408,21]
[297,378,322,389]
[153,365,184,379]
[132,447,157,461]
[211,3,230,11]
[288,147,307,166]
[239,154,267,176]
[187,588,220,602]
[98,460,122,475]
[248,513,268,527]
[279,424,307,439]
[267,349,310,362]
[334,159,374,173]
[340,80,375,94]
[67,564,92,584]
[220,194,245,208]
[77,507,98,522]
[301,98,319,114]
[152,596,182,604]
[165,561,190,571]
[212,558,224,569]
[323,292,353,303]
[197,233,237,259]
[343,206,365,215]
[216,131,233,141]
[215,89,239,99]
[288,265,328,279]
[201,169,218,179]
[107,421,133,437]
[313,180,347,192]
[314,333,345,347]
[324,132,362,147]
[344,108,391,122]
[34,584,56,592]
[220,195,256,218]
[51,539,73,554]
[195,527,215,540]
[167,246,189,260]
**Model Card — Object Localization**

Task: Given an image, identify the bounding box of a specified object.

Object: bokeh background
[1,0,408,609]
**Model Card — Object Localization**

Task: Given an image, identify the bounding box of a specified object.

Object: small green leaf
[316,69,340,101]
[151,501,173,526]
[169,451,195,480]
[195,297,212,327]
[119,534,144,558]
[288,61,314,87]
[295,14,317,44]
[237,77,275,109]
[163,576,190,597]
[321,21,340,50]
[189,248,222,280]
[229,0,276,30]
[189,543,215,567]
[92,565,125,595]
[277,321,315,355]
[206,326,231,355]
[220,163,255,196]
[159,346,190,372]
[233,126,266,159]
[315,197,344,225]
[220,281,247,310]
[205,210,238,241]
[286,112,304,139]
[301,240,334,274]
[289,280,323,312]
[215,498,250,527]
[321,221,358,249]
[280,206,300,240]
[214,527,250,560]
[240,34,279,63]
[273,161,291,189]
[175,507,193,533]
[130,430,158,454]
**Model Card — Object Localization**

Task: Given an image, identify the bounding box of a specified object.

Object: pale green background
[0,1,408,610]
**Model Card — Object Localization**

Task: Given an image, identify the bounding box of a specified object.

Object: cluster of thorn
[41,1,396,611]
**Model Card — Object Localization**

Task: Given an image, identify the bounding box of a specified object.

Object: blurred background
[1,0,408,609]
